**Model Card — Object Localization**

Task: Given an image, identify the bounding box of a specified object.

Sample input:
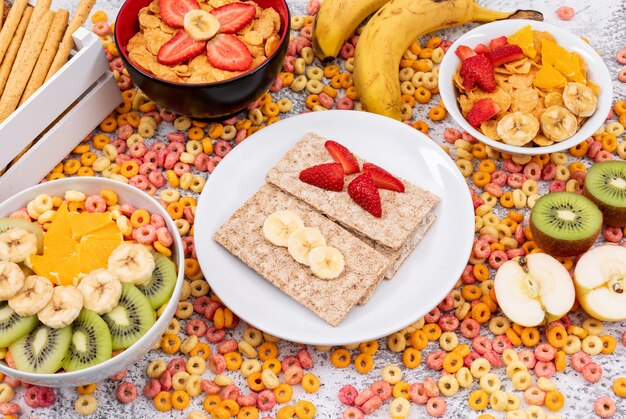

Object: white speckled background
[9,0,626,418]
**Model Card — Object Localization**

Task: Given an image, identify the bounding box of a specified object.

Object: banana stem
[471,4,543,22]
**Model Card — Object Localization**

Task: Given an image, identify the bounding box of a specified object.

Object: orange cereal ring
[323,64,340,79]
[99,115,117,132]
[413,120,429,134]
[80,152,97,167]
[153,391,172,411]
[305,94,320,109]
[330,349,351,368]
[93,134,110,150]
[77,167,95,177]
[354,353,373,374]
[472,171,491,188]
[166,202,184,220]
[614,100,626,116]
[401,94,415,107]
[262,102,279,117]
[345,86,359,101]
[411,330,428,350]
[322,85,338,98]
[247,371,265,392]
[339,73,353,89]
[126,112,141,128]
[188,127,205,141]
[569,141,588,157]
[505,327,522,347]
[402,347,421,369]
[423,324,441,341]
[258,342,279,361]
[414,86,431,104]
[520,327,540,347]
[471,143,487,159]
[428,106,446,121]
[279,72,294,86]
[120,161,139,178]
[461,285,482,301]
[546,326,567,348]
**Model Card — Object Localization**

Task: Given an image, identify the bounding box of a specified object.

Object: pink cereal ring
[163,152,181,170]
[483,350,502,367]
[473,239,491,259]
[166,358,186,375]
[167,132,185,143]
[151,213,165,228]
[440,39,452,52]
[534,343,556,362]
[359,394,382,415]
[582,362,603,383]
[193,296,211,315]
[461,264,475,284]
[9,209,31,220]
[369,381,392,401]
[206,325,225,343]
[129,141,148,158]
[297,347,314,369]
[549,179,566,193]
[85,195,106,213]
[116,154,131,166]
[472,336,492,355]
[183,206,195,224]
[437,294,455,312]
[423,377,439,397]
[488,250,508,269]
[173,162,191,177]
[160,108,177,122]
[426,350,445,370]
[150,141,166,152]
[443,128,461,143]
[503,159,523,173]
[507,173,526,188]
[355,389,375,407]
[236,393,257,407]
[524,386,545,405]
[556,5,575,20]
[109,58,124,73]
[300,26,313,40]
[571,351,592,372]
[257,390,276,411]
[464,351,481,368]
[143,379,161,399]
[283,55,295,72]
[118,74,132,90]
[518,349,536,369]
[93,21,111,36]
[318,92,334,109]
[426,396,446,417]
[109,369,127,380]
[343,407,365,419]
[461,131,476,143]
[424,307,441,323]
[595,150,614,162]
[116,382,138,403]
[594,396,617,418]
[523,162,541,180]
[507,248,526,259]
[269,76,283,92]
[603,226,624,242]
[439,314,459,332]
[139,162,157,175]
[534,361,556,378]
[204,300,221,321]
[281,356,301,372]
[167,142,184,154]
[111,138,127,154]
[132,224,157,244]
[156,227,173,247]
[220,384,240,401]
[207,157,222,174]
[588,140,603,158]
[217,338,238,354]
[616,48,626,65]
[490,170,507,186]
[208,354,226,374]
[514,224,525,244]
[3,375,20,388]
[24,386,40,407]
[460,318,480,339]
[284,365,304,385]
[0,403,21,415]
[338,385,358,405]
[484,183,503,197]
[194,152,210,171]
[336,96,354,110]
[542,162,557,180]
[306,0,320,15]
[202,380,221,395]
[117,123,133,140]
[214,140,233,157]
[186,318,208,337]
[149,171,166,188]
[491,335,512,354]
[409,383,428,404]
[480,234,498,244]
[340,43,355,59]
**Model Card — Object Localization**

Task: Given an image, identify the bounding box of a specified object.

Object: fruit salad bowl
[114,0,290,119]
[0,177,184,387]
[438,19,613,155]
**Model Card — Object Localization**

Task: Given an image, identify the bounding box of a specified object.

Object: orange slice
[69,211,113,240]
[508,25,536,59]
[533,63,567,90]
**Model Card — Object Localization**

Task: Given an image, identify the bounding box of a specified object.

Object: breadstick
[0,6,32,96]
[20,0,52,46]
[0,0,28,64]
[0,1,4,31]
[0,9,54,122]
[20,9,69,104]
[45,0,96,81]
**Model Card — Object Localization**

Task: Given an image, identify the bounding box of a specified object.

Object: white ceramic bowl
[0,178,184,387]
[439,19,613,155]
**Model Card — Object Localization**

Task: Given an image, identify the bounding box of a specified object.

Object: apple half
[494,254,575,327]
[574,245,626,321]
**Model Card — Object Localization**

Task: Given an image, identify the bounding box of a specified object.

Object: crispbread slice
[266,133,440,250]
[214,184,390,326]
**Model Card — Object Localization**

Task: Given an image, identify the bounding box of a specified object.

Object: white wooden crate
[0,26,121,201]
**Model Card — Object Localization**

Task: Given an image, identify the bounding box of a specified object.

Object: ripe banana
[0,261,25,301]
[8,275,53,316]
[312,0,391,60]
[184,9,220,41]
[38,285,83,329]
[108,243,156,285]
[353,0,542,120]
[540,106,578,142]
[497,112,540,146]
[263,210,304,247]
[287,227,326,265]
[0,227,38,263]
[562,82,597,117]
[308,246,345,279]
[77,269,122,314]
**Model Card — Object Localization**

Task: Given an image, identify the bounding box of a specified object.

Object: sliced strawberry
[466,98,500,128]
[489,36,508,50]
[157,30,206,66]
[210,3,256,34]
[486,44,525,67]
[159,0,200,28]
[206,34,253,71]
[362,163,405,193]
[299,163,344,191]
[348,173,382,218]
[459,54,496,92]
[324,140,359,175]
[455,45,477,61]
[474,43,490,55]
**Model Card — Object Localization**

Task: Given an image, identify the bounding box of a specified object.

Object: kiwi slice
[0,301,39,348]
[9,323,72,374]
[62,309,112,372]
[0,218,43,254]
[583,161,626,227]
[136,253,178,310]
[530,191,602,257]
[101,283,155,350]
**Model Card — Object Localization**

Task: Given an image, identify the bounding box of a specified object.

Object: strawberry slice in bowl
[159,0,200,28]
[466,98,500,128]
[324,141,360,175]
[299,163,344,192]
[348,173,382,218]
[362,163,405,193]
[157,30,206,66]
[206,34,253,72]
[210,3,257,34]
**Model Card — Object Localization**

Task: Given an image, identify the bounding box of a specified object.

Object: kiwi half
[530,191,602,257]
[101,283,155,350]
[136,253,178,310]
[583,161,626,227]
[63,309,112,372]
[0,301,39,348]
[0,218,44,254]
[9,323,72,374]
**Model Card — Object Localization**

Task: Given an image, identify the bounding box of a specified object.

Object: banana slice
[0,261,25,300]
[37,286,83,329]
[77,269,122,315]
[287,227,326,265]
[8,275,53,316]
[184,9,220,41]
[540,105,578,142]
[496,112,540,146]
[108,243,156,285]
[562,82,597,117]
[307,246,345,280]
[0,227,38,263]
[263,210,305,247]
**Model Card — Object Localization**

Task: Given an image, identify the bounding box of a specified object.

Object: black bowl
[115,0,290,119]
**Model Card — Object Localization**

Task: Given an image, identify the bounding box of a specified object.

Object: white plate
[438,19,613,155]
[194,110,474,345]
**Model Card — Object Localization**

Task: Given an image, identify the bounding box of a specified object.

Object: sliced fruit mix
[0,190,178,374]
[454,25,599,147]
[298,140,405,218]
[263,210,345,280]
[127,0,282,83]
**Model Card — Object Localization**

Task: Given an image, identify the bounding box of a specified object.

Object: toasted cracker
[214,184,389,326]
[266,133,439,250]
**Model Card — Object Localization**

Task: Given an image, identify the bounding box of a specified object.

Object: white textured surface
[11,0,626,418]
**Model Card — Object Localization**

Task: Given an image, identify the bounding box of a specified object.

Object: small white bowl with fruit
[439,19,612,155]
[0,177,184,387]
